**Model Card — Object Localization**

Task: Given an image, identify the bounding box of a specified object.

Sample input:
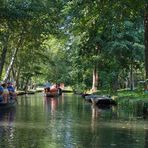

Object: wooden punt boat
[83,94,117,106]
[45,92,59,97]
[44,87,62,97]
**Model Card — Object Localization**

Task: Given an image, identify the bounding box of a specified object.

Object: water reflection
[91,104,101,132]
[119,99,148,120]
[0,108,16,147]
[91,104,119,132]
[0,94,148,148]
[145,130,148,148]
[44,97,59,113]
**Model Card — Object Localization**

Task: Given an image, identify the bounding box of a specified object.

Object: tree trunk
[15,67,21,90]
[112,74,119,93]
[0,36,9,79]
[91,43,100,92]
[23,78,30,93]
[130,48,134,91]
[3,34,23,82]
[3,48,19,82]
[92,65,98,92]
[130,68,135,91]
[11,67,16,81]
[144,3,148,79]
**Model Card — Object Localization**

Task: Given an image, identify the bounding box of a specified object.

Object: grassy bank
[117,90,148,100]
[90,89,148,101]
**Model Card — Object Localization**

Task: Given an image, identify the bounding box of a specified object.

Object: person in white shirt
[2,82,9,103]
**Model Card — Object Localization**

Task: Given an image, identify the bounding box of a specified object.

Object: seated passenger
[2,82,9,103]
[50,84,58,92]
[7,82,17,99]
[0,84,4,102]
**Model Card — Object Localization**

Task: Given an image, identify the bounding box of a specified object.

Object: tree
[144,3,148,79]
[0,0,64,88]
[61,0,145,92]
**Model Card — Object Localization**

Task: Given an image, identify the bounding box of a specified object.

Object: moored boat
[82,94,117,106]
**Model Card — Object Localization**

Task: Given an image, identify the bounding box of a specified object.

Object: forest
[0,0,148,94]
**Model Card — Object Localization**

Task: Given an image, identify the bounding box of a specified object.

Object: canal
[0,93,148,148]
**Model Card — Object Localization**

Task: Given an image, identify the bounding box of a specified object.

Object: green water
[0,93,148,148]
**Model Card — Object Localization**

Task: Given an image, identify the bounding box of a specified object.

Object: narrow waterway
[0,93,148,148]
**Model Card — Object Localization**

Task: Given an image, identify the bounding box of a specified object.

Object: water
[0,93,148,148]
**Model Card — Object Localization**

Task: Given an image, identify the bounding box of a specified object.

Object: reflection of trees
[44,97,58,115]
[145,130,148,148]
[44,97,51,112]
[118,100,145,119]
[15,96,56,148]
[0,109,16,147]
[0,94,147,147]
[51,98,58,113]
[91,104,101,132]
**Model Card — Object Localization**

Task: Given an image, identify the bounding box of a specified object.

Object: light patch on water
[0,121,47,129]
[0,119,147,132]
[89,120,148,131]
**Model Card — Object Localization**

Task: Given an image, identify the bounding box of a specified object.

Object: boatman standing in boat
[44,81,52,93]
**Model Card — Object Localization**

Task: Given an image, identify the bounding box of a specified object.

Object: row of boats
[44,86,117,107]
[45,88,117,108]
[0,84,62,110]
[0,84,117,110]
[43,85,118,109]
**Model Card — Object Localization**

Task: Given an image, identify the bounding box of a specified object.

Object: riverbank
[16,86,73,96]
[84,89,148,107]
[88,89,148,100]
[16,89,42,96]
[116,90,148,101]
[89,89,148,115]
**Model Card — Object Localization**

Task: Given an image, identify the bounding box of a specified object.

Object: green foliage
[0,0,146,92]
[60,0,145,92]
[117,89,148,100]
